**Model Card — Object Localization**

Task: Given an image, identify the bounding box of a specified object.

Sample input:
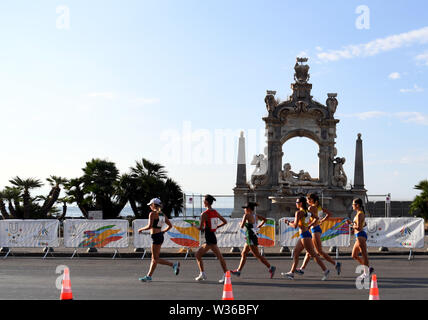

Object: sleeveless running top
[203,209,220,232]
[298,210,311,229]
[353,210,367,233]
[245,213,258,233]
[152,214,165,229]
[317,206,325,219]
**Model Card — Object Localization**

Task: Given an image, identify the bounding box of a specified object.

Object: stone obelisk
[353,133,365,190]
[231,131,249,217]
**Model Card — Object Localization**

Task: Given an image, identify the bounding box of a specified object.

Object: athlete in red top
[194,194,229,283]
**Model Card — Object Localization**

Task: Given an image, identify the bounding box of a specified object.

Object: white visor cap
[147,198,162,206]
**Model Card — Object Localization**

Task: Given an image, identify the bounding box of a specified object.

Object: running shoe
[295,268,305,275]
[321,269,330,281]
[218,274,226,284]
[281,272,294,280]
[139,275,152,282]
[335,262,342,275]
[195,273,207,281]
[269,266,276,279]
[230,269,241,277]
[173,262,180,276]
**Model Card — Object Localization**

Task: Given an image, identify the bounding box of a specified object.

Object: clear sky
[0,0,427,201]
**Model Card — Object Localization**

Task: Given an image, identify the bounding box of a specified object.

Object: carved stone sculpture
[332,157,347,187]
[250,154,269,187]
[265,91,278,113]
[326,93,338,117]
[278,163,322,186]
[294,58,310,84]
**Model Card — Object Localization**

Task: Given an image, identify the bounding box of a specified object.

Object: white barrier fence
[365,218,425,249]
[63,220,129,248]
[0,218,424,259]
[0,220,60,248]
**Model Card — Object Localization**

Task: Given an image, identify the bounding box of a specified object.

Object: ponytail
[298,196,308,215]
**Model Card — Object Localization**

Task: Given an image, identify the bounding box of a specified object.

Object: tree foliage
[410,180,428,221]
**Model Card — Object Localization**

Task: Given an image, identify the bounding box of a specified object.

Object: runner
[347,198,374,278]
[281,196,330,281]
[193,195,229,283]
[230,202,276,278]
[295,193,341,276]
[137,198,180,282]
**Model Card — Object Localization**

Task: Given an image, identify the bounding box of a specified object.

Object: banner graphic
[0,220,59,248]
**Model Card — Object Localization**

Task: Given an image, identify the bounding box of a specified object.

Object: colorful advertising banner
[257,218,276,247]
[63,220,128,248]
[133,218,275,248]
[365,218,425,248]
[0,220,60,248]
[133,218,201,248]
[279,217,351,247]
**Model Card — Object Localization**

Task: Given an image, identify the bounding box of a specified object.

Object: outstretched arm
[256,214,267,229]
[320,207,333,223]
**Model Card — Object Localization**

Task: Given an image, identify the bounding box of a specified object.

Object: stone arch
[280,128,322,146]
[281,136,320,180]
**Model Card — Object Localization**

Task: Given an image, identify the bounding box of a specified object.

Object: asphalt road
[0,255,427,300]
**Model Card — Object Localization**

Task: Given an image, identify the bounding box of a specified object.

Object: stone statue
[250,154,269,187]
[332,157,347,187]
[265,91,278,113]
[278,163,298,184]
[297,170,319,182]
[278,163,321,186]
[326,93,338,117]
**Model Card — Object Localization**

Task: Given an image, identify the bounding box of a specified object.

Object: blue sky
[0,0,427,201]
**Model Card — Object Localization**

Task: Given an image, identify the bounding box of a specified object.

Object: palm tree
[64,178,89,218]
[127,158,183,219]
[9,177,43,219]
[0,187,22,219]
[39,176,68,217]
[64,159,129,219]
[162,178,184,218]
[0,192,10,219]
[410,180,428,221]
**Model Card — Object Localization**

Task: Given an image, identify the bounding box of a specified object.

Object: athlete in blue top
[281,197,330,281]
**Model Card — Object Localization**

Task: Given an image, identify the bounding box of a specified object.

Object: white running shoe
[321,269,330,281]
[281,272,295,280]
[218,274,226,284]
[195,273,207,281]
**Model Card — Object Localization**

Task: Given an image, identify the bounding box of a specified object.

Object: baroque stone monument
[231,58,367,219]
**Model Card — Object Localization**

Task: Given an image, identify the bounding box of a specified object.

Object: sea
[64,206,234,218]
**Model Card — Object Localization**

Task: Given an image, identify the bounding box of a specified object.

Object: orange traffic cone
[60,267,73,300]
[369,274,379,300]
[222,271,234,300]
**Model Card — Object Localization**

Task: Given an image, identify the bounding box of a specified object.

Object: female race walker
[230,202,276,278]
[138,198,180,282]
[347,198,374,278]
[281,196,330,281]
[295,193,341,276]
[194,195,229,283]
